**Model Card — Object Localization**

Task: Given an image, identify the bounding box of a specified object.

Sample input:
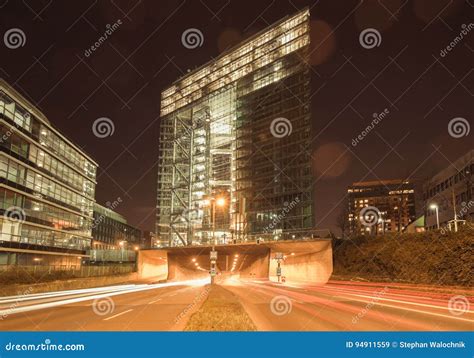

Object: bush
[332,226,474,287]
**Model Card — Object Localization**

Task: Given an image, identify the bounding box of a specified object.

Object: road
[0,279,210,331]
[0,278,472,331]
[223,278,474,331]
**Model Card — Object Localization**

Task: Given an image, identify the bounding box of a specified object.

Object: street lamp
[203,195,226,284]
[430,204,439,230]
[119,240,126,261]
[203,196,226,247]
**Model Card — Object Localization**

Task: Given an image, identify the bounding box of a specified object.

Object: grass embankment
[332,226,474,287]
[185,285,256,331]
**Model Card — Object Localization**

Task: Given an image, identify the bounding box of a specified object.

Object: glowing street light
[203,194,227,284]
[430,203,439,229]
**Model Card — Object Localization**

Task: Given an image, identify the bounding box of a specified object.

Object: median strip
[184,285,256,331]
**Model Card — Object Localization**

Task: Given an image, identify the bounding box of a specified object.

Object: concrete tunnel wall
[269,241,333,284]
[167,254,209,281]
[137,250,168,280]
[239,252,270,279]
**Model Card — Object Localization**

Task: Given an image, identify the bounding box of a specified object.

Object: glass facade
[157,9,313,246]
[0,80,98,253]
[92,203,142,250]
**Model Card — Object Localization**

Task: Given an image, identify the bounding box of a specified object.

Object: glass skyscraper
[157,9,313,246]
[0,79,98,265]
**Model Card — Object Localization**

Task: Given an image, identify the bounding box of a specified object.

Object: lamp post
[204,196,226,284]
[205,196,226,248]
[430,204,439,230]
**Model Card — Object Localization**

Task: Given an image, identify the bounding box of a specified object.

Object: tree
[336,203,350,239]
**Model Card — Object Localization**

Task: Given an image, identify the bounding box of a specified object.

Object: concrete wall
[137,250,168,280]
[269,241,333,284]
[239,253,270,279]
[167,254,209,281]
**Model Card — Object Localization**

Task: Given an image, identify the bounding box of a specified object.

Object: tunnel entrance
[137,240,332,284]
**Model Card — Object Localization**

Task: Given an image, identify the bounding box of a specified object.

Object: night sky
[1,0,472,234]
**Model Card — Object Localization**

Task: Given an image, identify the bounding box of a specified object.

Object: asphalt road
[0,279,210,331]
[0,278,472,331]
[223,278,474,331]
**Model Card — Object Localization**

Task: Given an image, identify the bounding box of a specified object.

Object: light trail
[242,280,474,325]
[0,278,210,317]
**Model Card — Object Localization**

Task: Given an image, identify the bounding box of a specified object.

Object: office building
[157,9,313,246]
[423,150,473,231]
[92,203,142,250]
[348,180,416,236]
[0,79,98,266]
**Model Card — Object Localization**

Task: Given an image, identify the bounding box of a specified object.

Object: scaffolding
[157,8,313,246]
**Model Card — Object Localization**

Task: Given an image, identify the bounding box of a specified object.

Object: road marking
[347,292,474,314]
[148,298,162,304]
[103,309,133,321]
[304,293,474,323]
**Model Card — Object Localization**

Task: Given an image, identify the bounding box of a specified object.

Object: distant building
[92,203,142,250]
[423,150,473,231]
[405,215,425,233]
[0,79,98,267]
[348,180,416,236]
[142,230,155,249]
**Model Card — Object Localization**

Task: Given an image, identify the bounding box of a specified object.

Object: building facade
[157,9,313,246]
[91,203,142,250]
[348,180,416,236]
[423,150,473,231]
[0,79,98,266]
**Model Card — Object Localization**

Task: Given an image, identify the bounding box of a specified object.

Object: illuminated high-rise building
[157,9,313,246]
[0,79,98,265]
